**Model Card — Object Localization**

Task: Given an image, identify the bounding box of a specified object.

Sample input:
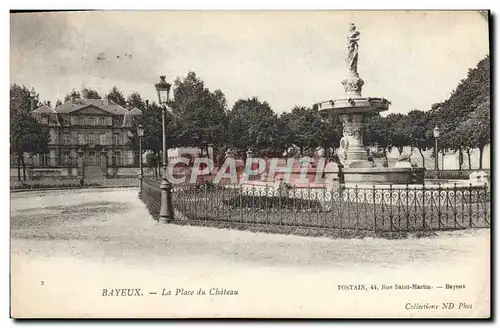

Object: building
[16,98,143,178]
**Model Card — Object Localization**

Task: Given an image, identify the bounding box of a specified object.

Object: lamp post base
[159,178,174,223]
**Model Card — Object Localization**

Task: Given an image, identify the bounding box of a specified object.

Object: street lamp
[137,124,144,189]
[154,75,174,223]
[433,125,441,171]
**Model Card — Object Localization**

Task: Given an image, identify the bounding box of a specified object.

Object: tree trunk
[479,146,484,169]
[458,148,463,171]
[17,155,21,182]
[397,146,403,155]
[300,147,304,156]
[382,149,389,167]
[467,149,471,170]
[418,148,425,167]
[21,156,26,181]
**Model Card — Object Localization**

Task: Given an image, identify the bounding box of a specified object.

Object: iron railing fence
[139,178,162,218]
[10,154,143,168]
[172,184,490,232]
[139,181,490,234]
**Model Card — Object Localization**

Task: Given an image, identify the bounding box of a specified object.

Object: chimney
[47,101,51,108]
[71,95,75,104]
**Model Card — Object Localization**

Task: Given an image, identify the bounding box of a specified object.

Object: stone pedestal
[339,113,369,167]
[341,72,364,98]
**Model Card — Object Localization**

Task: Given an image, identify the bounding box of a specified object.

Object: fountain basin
[320,97,390,115]
[343,167,425,184]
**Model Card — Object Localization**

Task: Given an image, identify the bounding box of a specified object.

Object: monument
[320,23,425,184]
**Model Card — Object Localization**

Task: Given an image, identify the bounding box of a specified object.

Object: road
[10,188,490,318]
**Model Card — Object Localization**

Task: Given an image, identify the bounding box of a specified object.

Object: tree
[106,86,127,107]
[81,87,102,99]
[10,84,50,181]
[429,55,490,153]
[127,92,145,110]
[126,98,182,177]
[405,110,432,166]
[280,106,341,157]
[364,114,392,160]
[55,99,63,107]
[228,97,285,157]
[455,100,490,169]
[385,113,409,155]
[63,89,81,102]
[281,106,318,155]
[169,72,228,153]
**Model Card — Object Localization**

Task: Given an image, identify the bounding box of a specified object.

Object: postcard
[10,10,490,318]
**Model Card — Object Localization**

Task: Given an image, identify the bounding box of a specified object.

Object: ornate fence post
[469,183,473,228]
[484,182,489,227]
[389,184,393,231]
[422,183,427,230]
[437,183,442,230]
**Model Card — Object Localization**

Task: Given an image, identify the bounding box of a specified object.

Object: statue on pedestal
[346,23,360,74]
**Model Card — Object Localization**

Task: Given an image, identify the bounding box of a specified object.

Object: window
[88,151,98,165]
[113,151,121,166]
[40,153,49,167]
[87,133,95,145]
[63,151,70,165]
[100,117,106,126]
[78,117,85,125]
[41,116,49,124]
[89,117,96,126]
[62,134,70,145]
[77,133,85,145]
[113,133,121,145]
[99,133,107,145]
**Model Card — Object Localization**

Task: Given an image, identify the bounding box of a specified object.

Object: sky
[10,10,489,115]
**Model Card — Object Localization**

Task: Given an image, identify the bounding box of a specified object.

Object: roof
[127,107,143,115]
[53,99,128,115]
[33,105,57,114]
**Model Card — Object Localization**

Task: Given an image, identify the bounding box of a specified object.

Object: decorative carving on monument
[338,137,349,165]
[341,78,365,94]
[344,123,363,138]
[340,115,363,139]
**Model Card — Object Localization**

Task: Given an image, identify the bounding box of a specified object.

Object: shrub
[195,180,225,191]
[223,194,323,210]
